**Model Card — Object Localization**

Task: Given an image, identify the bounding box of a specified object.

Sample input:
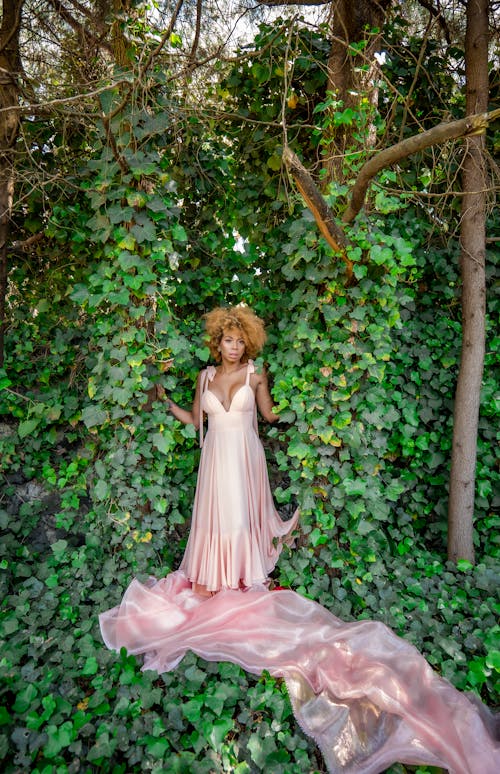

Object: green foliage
[0,502,497,772]
[215,20,329,225]
[1,9,499,773]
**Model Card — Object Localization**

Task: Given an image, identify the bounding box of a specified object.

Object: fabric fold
[99,570,499,774]
[180,359,299,591]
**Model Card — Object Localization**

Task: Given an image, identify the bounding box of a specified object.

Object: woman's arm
[254,370,279,423]
[158,371,203,429]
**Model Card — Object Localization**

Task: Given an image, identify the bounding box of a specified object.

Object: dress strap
[246,359,255,385]
[199,366,216,448]
[198,369,207,448]
[246,360,258,433]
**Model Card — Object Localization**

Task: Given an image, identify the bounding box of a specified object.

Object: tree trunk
[447,0,489,563]
[0,0,24,367]
[111,0,130,66]
[325,0,391,183]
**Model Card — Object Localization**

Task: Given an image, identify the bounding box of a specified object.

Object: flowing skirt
[99,571,499,774]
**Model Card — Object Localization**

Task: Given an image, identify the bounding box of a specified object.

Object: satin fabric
[99,571,499,774]
[179,361,299,591]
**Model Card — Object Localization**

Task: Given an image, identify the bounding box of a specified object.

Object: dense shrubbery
[1,172,498,771]
[1,15,499,774]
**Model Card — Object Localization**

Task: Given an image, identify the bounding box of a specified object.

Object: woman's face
[219,327,246,363]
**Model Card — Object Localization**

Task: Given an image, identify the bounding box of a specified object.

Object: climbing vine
[0,11,498,774]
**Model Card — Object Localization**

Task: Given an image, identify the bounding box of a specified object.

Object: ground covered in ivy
[0,459,498,772]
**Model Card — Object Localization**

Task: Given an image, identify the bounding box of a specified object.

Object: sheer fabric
[99,571,499,774]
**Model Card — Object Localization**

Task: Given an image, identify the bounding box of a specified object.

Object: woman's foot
[192,582,215,597]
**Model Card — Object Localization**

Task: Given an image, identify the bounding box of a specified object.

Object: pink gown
[99,361,499,773]
[179,360,299,592]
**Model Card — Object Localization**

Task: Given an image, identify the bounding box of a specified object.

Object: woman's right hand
[156,383,166,401]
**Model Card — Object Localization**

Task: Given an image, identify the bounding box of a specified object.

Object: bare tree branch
[105,0,185,122]
[46,0,113,54]
[257,0,329,4]
[283,145,353,274]
[188,0,203,70]
[66,0,108,30]
[11,230,45,251]
[0,79,132,116]
[343,108,500,223]
[415,0,452,44]
[398,13,435,142]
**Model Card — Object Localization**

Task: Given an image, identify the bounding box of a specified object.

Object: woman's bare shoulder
[250,365,270,385]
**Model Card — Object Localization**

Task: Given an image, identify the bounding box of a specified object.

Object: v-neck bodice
[202,361,255,417]
[203,383,255,415]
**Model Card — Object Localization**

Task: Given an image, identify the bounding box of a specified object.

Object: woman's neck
[219,361,244,375]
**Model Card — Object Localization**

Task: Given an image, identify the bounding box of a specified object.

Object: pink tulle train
[99,570,499,774]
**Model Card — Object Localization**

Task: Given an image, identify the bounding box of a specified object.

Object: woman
[160,305,299,596]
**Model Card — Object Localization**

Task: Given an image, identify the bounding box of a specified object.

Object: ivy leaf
[44,720,75,757]
[99,88,119,113]
[152,431,174,454]
[0,373,12,390]
[13,685,38,714]
[207,716,234,750]
[126,191,148,208]
[147,195,168,213]
[18,418,41,438]
[181,697,204,723]
[287,440,310,460]
[51,539,68,561]
[107,204,134,224]
[117,233,136,251]
[108,288,130,305]
[144,735,170,757]
[181,423,196,439]
[195,346,210,361]
[94,479,110,501]
[82,657,99,676]
[385,481,405,501]
[371,244,394,265]
[153,497,168,514]
[131,218,157,244]
[81,405,108,428]
[267,154,281,171]
[117,251,142,270]
[334,107,356,125]
[343,478,366,496]
[251,63,271,84]
[332,411,352,429]
[172,223,188,242]
[0,707,12,725]
[485,650,500,671]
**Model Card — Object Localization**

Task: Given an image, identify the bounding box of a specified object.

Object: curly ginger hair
[204,305,267,362]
